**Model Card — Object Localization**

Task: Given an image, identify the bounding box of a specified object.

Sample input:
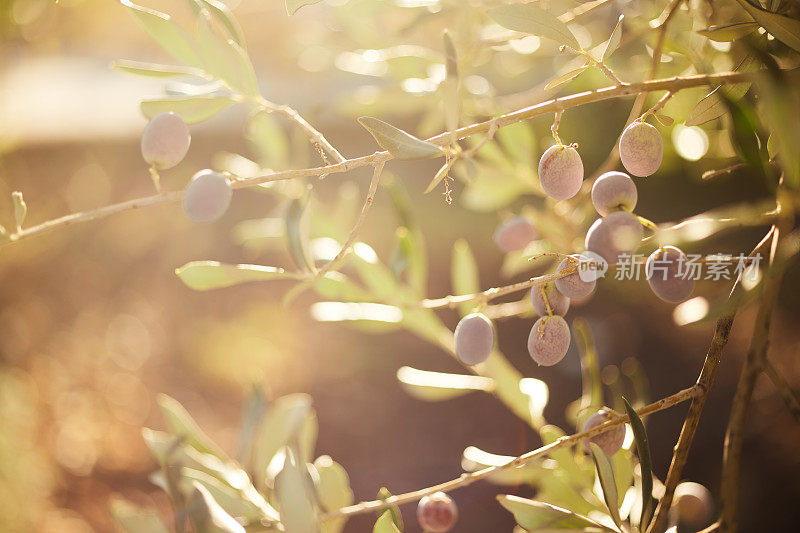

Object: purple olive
[555,255,596,299]
[585,211,643,264]
[582,408,625,456]
[182,169,233,223]
[141,112,191,170]
[530,283,570,317]
[646,245,695,303]
[493,216,537,253]
[538,144,584,200]
[527,315,570,366]
[619,121,663,177]
[417,492,458,533]
[454,313,494,366]
[591,171,638,216]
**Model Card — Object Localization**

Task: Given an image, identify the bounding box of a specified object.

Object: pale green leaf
[286,0,323,16]
[112,59,205,78]
[733,0,800,52]
[110,498,169,533]
[376,489,403,531]
[187,483,246,533]
[175,261,297,291]
[497,495,612,530]
[285,196,314,273]
[189,0,246,45]
[488,4,580,50]
[589,443,623,529]
[252,394,312,489]
[141,95,236,124]
[179,469,277,523]
[118,1,202,67]
[544,65,591,91]
[602,15,624,62]
[653,113,674,126]
[685,83,751,126]
[373,511,401,533]
[157,394,227,459]
[451,239,479,317]
[358,117,444,160]
[697,21,759,42]
[423,157,457,194]
[196,10,259,97]
[397,366,493,401]
[274,447,320,533]
[623,397,653,530]
[314,456,353,533]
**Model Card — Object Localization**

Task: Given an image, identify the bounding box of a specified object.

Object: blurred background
[0,0,798,531]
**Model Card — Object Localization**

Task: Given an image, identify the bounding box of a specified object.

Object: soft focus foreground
[1,1,799,532]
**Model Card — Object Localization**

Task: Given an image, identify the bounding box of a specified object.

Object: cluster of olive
[141,112,233,223]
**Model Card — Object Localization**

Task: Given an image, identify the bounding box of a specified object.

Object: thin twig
[764,359,800,423]
[259,99,346,164]
[321,385,699,522]
[315,161,385,277]
[4,69,790,248]
[646,229,776,533]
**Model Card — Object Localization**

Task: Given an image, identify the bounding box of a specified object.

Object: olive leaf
[733,0,800,52]
[314,456,354,533]
[653,113,674,126]
[685,54,755,127]
[141,95,237,124]
[497,495,613,530]
[286,0,323,16]
[589,443,623,530]
[544,65,591,91]
[195,9,259,97]
[187,483,246,533]
[622,397,654,531]
[175,261,297,291]
[376,488,404,531]
[451,239,480,317]
[488,4,580,50]
[118,1,202,67]
[423,157,457,194]
[186,0,245,46]
[358,117,444,160]
[396,366,494,401]
[373,510,401,533]
[602,15,624,62]
[285,195,314,273]
[274,447,320,533]
[697,21,759,42]
[157,394,228,459]
[112,59,206,78]
[251,394,313,489]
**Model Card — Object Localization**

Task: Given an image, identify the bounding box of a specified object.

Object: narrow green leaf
[451,239,479,317]
[697,21,759,42]
[622,397,654,531]
[397,366,493,401]
[573,318,602,411]
[373,510,401,533]
[176,261,296,291]
[157,394,227,459]
[589,443,623,530]
[733,0,800,52]
[376,488,404,531]
[653,113,674,126]
[285,196,314,273]
[274,447,319,533]
[237,385,268,466]
[141,95,236,124]
[684,83,751,127]
[286,0,323,16]
[544,65,591,91]
[315,456,353,533]
[196,9,259,97]
[392,226,427,296]
[190,0,246,45]
[112,59,206,78]
[602,15,624,62]
[187,483,246,533]
[442,30,460,140]
[110,498,170,533]
[118,1,202,67]
[424,157,457,194]
[358,117,444,160]
[488,4,580,50]
[497,495,612,530]
[252,394,312,489]
[179,469,275,523]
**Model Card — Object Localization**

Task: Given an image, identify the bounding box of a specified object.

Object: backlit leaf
[451,239,480,317]
[488,4,580,50]
[623,397,654,530]
[176,261,297,291]
[112,59,205,78]
[697,21,759,42]
[274,447,319,533]
[733,0,800,52]
[187,483,246,533]
[602,15,624,62]
[589,443,623,529]
[544,65,591,91]
[397,366,493,401]
[373,510,401,533]
[158,394,227,459]
[358,117,444,160]
[497,495,612,530]
[118,1,202,67]
[141,95,236,124]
